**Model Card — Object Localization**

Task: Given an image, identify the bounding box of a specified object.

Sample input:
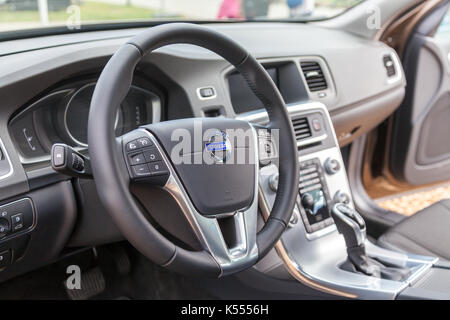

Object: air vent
[292,116,312,141]
[300,61,328,92]
[383,54,396,77]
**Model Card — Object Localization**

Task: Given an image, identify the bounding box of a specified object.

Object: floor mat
[0,248,96,300]
[0,242,217,300]
[376,184,450,216]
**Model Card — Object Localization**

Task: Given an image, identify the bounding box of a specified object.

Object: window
[0,0,364,35]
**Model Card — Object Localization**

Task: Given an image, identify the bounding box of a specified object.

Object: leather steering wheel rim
[88,23,299,277]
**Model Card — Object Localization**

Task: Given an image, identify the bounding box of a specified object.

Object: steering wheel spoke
[165,173,260,276]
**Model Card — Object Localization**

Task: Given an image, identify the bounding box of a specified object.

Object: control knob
[301,193,315,215]
[324,158,341,175]
[334,190,350,205]
[268,174,279,192]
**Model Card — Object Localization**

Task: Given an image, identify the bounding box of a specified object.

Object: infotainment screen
[303,188,331,226]
[228,61,309,115]
[298,158,335,234]
[228,68,278,114]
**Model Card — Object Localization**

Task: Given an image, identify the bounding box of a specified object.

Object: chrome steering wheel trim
[130,127,259,276]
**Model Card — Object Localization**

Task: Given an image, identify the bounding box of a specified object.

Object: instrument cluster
[9,78,162,164]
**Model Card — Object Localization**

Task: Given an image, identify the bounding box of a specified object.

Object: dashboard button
[0,218,10,238]
[312,118,321,132]
[199,87,216,98]
[11,213,23,225]
[148,161,168,176]
[143,148,162,163]
[0,250,11,268]
[132,164,151,177]
[129,153,145,166]
[11,213,24,232]
[12,223,24,232]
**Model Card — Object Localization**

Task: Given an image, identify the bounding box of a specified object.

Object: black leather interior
[378,199,450,260]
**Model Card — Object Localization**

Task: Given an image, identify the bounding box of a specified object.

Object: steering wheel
[88,23,299,277]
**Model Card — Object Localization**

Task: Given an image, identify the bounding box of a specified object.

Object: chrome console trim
[0,138,14,181]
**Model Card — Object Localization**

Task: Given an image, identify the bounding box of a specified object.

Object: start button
[198,87,216,99]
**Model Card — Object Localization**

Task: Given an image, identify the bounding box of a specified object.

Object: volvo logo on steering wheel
[205,130,232,163]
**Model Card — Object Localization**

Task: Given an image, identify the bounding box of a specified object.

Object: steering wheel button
[129,153,145,165]
[137,138,152,148]
[143,148,161,163]
[132,164,151,177]
[148,161,168,176]
[126,140,139,151]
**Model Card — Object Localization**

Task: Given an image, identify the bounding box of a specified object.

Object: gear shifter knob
[332,204,411,280]
[331,203,366,248]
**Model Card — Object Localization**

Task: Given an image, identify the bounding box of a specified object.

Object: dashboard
[0,22,406,283]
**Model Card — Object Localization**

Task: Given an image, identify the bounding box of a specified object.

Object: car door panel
[390,4,450,185]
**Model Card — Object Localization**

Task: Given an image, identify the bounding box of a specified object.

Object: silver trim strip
[0,138,14,181]
[304,223,336,241]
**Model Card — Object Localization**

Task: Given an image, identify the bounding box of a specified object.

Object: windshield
[0,0,363,33]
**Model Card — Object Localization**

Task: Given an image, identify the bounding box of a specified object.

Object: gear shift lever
[331,203,366,248]
[332,203,410,280]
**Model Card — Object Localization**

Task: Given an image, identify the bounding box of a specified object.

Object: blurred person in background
[218,0,242,19]
[218,0,272,20]
[287,0,315,18]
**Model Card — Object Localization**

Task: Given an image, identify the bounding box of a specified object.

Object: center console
[238,101,447,300]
